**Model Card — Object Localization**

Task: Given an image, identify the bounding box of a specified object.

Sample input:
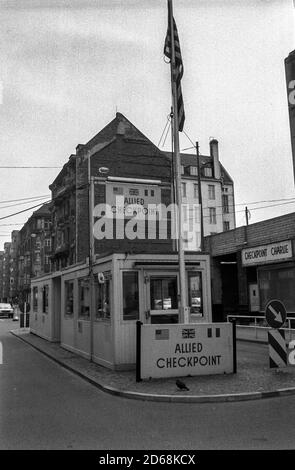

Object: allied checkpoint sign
[138,322,235,380]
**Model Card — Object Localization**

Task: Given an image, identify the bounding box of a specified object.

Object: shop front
[241,239,295,315]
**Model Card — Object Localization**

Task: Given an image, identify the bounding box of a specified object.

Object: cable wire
[0,200,51,221]
[0,195,50,205]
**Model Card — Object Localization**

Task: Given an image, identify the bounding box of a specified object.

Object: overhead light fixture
[98,167,109,175]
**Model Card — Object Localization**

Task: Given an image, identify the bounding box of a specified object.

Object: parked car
[0,303,14,318]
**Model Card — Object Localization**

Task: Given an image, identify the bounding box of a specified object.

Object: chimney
[210,139,221,180]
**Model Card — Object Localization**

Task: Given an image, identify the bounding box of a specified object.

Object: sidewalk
[11,328,295,403]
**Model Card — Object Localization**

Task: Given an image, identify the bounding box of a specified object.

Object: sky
[0,0,294,247]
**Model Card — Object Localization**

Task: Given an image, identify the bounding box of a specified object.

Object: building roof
[163,151,233,184]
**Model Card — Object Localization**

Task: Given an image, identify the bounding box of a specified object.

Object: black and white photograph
[0,0,295,458]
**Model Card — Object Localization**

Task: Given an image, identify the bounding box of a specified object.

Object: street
[0,320,295,450]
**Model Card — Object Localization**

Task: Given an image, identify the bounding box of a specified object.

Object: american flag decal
[182,328,195,339]
[164,3,185,132]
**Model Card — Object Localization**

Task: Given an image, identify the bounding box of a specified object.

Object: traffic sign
[265,299,286,329]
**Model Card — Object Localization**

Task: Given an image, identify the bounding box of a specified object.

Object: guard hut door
[249,283,260,312]
[144,271,179,324]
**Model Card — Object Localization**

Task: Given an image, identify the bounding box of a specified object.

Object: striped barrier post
[268,329,287,368]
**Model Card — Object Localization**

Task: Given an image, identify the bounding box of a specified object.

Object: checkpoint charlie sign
[241,240,293,267]
[137,322,235,380]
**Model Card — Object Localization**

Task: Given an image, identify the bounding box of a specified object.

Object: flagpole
[168,0,188,324]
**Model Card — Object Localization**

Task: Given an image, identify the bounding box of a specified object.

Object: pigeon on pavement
[176,379,190,391]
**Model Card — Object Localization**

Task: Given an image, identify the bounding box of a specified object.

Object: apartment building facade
[17,203,52,302]
[164,139,235,251]
[9,230,20,301]
[2,242,11,302]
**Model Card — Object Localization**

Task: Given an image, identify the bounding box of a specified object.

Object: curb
[10,330,295,404]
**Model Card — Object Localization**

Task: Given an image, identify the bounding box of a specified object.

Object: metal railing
[227,314,295,342]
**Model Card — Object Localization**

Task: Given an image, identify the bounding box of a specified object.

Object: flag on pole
[164,2,185,132]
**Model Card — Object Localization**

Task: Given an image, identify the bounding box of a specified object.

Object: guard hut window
[188,272,203,315]
[42,285,49,314]
[150,277,178,311]
[95,276,111,321]
[33,286,38,312]
[78,278,90,320]
[123,271,139,321]
[65,280,74,317]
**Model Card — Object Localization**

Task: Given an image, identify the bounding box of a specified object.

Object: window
[222,194,229,213]
[151,189,155,197]
[45,255,50,265]
[123,271,139,320]
[190,166,198,176]
[129,188,139,196]
[208,185,215,200]
[144,189,148,196]
[209,207,216,224]
[204,167,213,177]
[78,278,90,320]
[36,219,43,230]
[193,184,198,199]
[259,266,295,312]
[45,238,51,247]
[223,221,230,231]
[150,277,178,311]
[42,285,49,313]
[33,286,38,312]
[182,182,187,198]
[113,186,123,195]
[188,272,203,315]
[95,276,111,321]
[65,281,74,316]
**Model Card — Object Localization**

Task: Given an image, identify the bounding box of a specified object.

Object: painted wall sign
[139,322,234,379]
[241,240,293,266]
[106,182,160,218]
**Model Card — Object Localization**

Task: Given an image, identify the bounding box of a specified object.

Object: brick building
[2,242,11,302]
[205,211,295,320]
[9,230,20,301]
[17,202,52,303]
[49,112,174,272]
[0,251,4,301]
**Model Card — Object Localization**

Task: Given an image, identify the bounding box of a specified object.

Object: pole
[196,142,204,252]
[232,318,237,374]
[88,152,94,361]
[136,321,142,382]
[168,0,188,323]
[245,206,249,226]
